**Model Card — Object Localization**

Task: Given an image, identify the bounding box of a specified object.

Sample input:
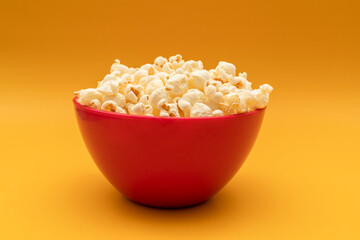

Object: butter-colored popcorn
[190,103,213,117]
[103,93,126,108]
[169,54,185,69]
[204,85,224,103]
[154,56,168,68]
[189,70,210,91]
[181,60,203,73]
[101,100,126,113]
[165,74,188,97]
[162,62,175,74]
[159,110,170,117]
[212,109,224,116]
[124,84,144,103]
[145,78,164,95]
[182,89,206,106]
[212,61,236,83]
[149,87,169,115]
[75,54,273,117]
[89,99,102,109]
[110,59,130,76]
[97,80,119,96]
[75,88,103,106]
[221,92,247,114]
[157,99,180,117]
[132,69,148,84]
[177,99,192,117]
[140,64,158,75]
[127,102,146,115]
[260,84,273,95]
[154,72,169,85]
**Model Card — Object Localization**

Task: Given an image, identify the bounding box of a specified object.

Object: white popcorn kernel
[239,72,247,79]
[140,64,157,75]
[154,72,170,85]
[175,68,185,74]
[254,90,270,109]
[127,102,147,115]
[143,105,154,116]
[132,69,148,84]
[177,99,192,117]
[101,100,124,113]
[103,93,126,108]
[181,60,203,72]
[165,74,188,97]
[129,67,137,74]
[145,78,164,95]
[149,87,169,115]
[169,54,185,69]
[190,103,213,117]
[182,89,206,106]
[89,99,102,109]
[76,88,103,106]
[159,110,170,117]
[216,61,236,76]
[260,84,273,95]
[97,80,119,96]
[124,84,144,103]
[102,73,117,83]
[205,85,224,103]
[189,70,210,91]
[221,92,247,114]
[212,109,224,116]
[115,106,127,114]
[154,56,168,68]
[157,99,180,117]
[162,62,175,74]
[139,94,150,105]
[213,61,236,83]
[110,60,130,76]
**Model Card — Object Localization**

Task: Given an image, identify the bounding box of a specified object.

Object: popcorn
[89,99,102,109]
[145,78,164,95]
[103,93,126,108]
[182,89,206,106]
[124,84,144,103]
[221,92,247,114]
[110,59,130,76]
[190,103,213,117]
[212,61,236,83]
[97,80,119,96]
[189,70,210,91]
[154,56,168,68]
[75,55,273,117]
[177,99,192,117]
[165,74,188,97]
[212,109,224,116]
[75,88,103,106]
[101,100,127,114]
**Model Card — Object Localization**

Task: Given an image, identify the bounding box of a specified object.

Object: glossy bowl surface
[74,98,265,208]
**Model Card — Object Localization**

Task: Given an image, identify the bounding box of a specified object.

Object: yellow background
[1,0,360,239]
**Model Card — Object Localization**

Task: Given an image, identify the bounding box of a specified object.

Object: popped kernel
[75,55,273,117]
[165,74,188,97]
[190,103,213,117]
[101,100,126,113]
[103,93,126,108]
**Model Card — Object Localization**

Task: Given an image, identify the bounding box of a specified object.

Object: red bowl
[73,98,266,208]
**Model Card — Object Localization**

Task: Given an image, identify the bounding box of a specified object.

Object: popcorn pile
[75,55,273,117]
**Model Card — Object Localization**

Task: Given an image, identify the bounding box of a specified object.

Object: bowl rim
[73,97,265,120]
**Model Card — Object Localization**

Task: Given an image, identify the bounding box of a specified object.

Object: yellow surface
[1,0,360,239]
